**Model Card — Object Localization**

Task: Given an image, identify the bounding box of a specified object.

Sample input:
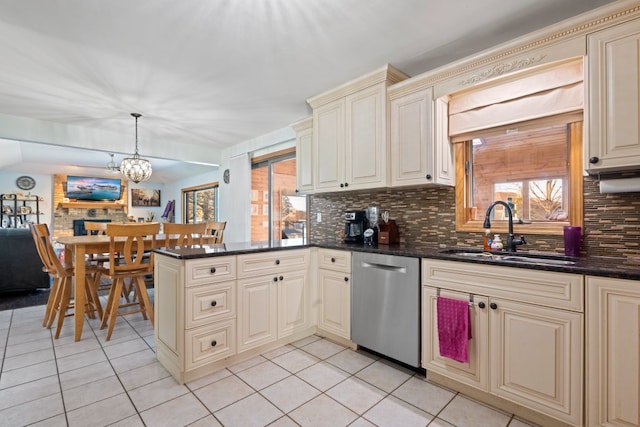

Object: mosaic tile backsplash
[308,177,640,259]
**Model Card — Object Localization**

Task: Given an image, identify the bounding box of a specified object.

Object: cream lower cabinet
[316,248,351,339]
[422,259,584,426]
[237,249,310,353]
[587,18,640,172]
[155,254,237,384]
[586,275,640,427]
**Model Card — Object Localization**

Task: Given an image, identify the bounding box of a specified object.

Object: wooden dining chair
[99,222,160,340]
[163,222,207,247]
[205,221,226,243]
[83,221,111,293]
[29,223,102,337]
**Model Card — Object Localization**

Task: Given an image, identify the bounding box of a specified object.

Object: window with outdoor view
[182,183,218,223]
[251,150,307,244]
[456,120,583,235]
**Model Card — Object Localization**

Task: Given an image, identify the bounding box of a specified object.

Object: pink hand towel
[437,296,472,363]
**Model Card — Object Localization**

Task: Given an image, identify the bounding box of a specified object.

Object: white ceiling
[0,0,616,182]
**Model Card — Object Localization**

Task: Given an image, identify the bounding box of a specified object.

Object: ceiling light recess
[120,113,152,183]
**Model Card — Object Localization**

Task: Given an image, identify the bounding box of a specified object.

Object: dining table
[56,233,211,341]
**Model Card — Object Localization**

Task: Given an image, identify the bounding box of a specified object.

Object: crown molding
[307,64,409,109]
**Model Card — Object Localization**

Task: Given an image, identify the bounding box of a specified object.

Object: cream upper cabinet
[422,259,584,426]
[317,248,351,339]
[389,87,454,187]
[292,117,314,194]
[587,18,640,172]
[308,65,408,193]
[313,99,345,191]
[586,275,640,427]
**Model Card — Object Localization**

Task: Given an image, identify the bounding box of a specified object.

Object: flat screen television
[65,176,122,201]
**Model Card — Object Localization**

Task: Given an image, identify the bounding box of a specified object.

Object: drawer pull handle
[210,267,216,274]
[275,259,280,265]
[210,300,217,307]
[490,303,498,310]
[211,340,217,347]
[331,257,336,263]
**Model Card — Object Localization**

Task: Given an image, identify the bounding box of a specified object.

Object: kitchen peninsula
[154,240,639,427]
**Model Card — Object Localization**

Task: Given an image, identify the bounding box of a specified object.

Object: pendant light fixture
[120,113,152,183]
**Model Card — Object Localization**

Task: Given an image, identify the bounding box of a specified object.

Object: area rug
[0,289,50,311]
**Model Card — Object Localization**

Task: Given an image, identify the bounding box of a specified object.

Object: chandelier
[120,113,152,183]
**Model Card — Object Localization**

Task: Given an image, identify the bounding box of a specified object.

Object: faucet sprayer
[483,201,526,252]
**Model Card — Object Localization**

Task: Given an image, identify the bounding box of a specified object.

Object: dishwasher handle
[360,261,407,274]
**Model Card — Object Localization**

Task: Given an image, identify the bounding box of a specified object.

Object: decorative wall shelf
[59,202,125,210]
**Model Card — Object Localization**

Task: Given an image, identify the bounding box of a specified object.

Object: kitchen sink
[439,248,578,266]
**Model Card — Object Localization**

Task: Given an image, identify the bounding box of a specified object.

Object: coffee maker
[343,211,367,243]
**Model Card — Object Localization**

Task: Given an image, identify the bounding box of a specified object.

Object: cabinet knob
[340,183,344,188]
[478,302,485,309]
[331,257,336,263]
[490,302,498,310]
[275,259,280,265]
[344,277,349,282]
[344,182,349,187]
[589,156,600,164]
[279,275,284,281]
[211,340,217,347]
[210,300,217,307]
[273,277,278,282]
[425,174,432,180]
[210,267,216,274]
[295,189,299,193]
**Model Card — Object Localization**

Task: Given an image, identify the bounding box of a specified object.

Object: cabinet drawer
[238,249,310,278]
[422,259,584,312]
[186,256,236,287]
[317,248,351,273]
[185,319,236,370]
[185,281,236,329]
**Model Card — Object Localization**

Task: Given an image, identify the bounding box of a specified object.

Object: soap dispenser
[483,229,492,251]
[491,234,504,251]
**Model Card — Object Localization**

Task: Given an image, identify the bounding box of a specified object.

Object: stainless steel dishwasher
[351,252,420,368]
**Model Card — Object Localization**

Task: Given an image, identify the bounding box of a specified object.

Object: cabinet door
[345,83,387,190]
[237,275,278,353]
[588,19,640,172]
[490,298,583,426]
[313,99,345,191]
[277,269,309,339]
[587,276,640,427]
[296,123,314,193]
[422,287,489,390]
[390,88,434,186]
[317,268,350,339]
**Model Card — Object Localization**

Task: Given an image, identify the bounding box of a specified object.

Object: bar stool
[163,222,207,247]
[29,224,102,338]
[99,222,159,340]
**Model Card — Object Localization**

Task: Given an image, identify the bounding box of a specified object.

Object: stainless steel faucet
[483,201,526,252]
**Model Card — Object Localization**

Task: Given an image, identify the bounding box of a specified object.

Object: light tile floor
[0,304,539,427]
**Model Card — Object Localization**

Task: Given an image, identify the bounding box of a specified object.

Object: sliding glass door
[251,152,306,243]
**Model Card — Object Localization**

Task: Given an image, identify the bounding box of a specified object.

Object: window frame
[181,182,219,224]
[455,121,583,236]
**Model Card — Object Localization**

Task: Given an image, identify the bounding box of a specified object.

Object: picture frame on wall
[131,189,161,207]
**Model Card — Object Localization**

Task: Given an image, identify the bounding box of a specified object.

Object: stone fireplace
[52,174,128,238]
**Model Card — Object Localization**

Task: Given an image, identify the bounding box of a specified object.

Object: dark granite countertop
[154,239,640,281]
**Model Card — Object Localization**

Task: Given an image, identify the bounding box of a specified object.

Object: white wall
[0,171,53,227]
